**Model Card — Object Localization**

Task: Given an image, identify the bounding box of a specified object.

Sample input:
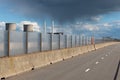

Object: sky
[0,0,120,38]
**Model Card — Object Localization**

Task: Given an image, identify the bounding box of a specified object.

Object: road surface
[6,43,120,80]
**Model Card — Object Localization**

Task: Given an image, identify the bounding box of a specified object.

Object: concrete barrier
[0,42,118,79]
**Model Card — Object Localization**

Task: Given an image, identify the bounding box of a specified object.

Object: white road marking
[95,61,99,64]
[85,68,90,72]
[105,54,108,56]
[101,57,104,60]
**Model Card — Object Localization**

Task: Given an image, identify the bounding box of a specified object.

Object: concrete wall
[0,42,118,79]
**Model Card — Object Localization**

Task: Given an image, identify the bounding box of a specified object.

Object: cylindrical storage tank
[6,23,16,31]
[24,24,33,32]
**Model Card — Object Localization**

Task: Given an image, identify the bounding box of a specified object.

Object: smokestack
[44,21,47,34]
[24,24,33,32]
[6,23,16,31]
[52,20,54,34]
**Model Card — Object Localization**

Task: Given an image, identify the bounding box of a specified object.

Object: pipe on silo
[5,23,16,56]
[24,24,33,32]
[24,24,33,54]
[6,23,16,31]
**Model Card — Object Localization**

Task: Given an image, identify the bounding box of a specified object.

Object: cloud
[82,24,99,31]
[90,16,102,22]
[71,23,99,32]
[17,21,40,32]
[54,23,100,36]
[103,23,112,27]
[2,0,120,22]
[93,21,120,38]
[0,22,5,30]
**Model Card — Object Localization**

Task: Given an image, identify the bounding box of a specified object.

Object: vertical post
[84,36,85,46]
[87,37,89,45]
[58,34,61,49]
[75,35,77,47]
[8,31,10,56]
[84,36,85,45]
[81,35,82,46]
[65,35,67,48]
[79,35,80,46]
[86,36,87,45]
[71,35,72,48]
[40,33,42,51]
[26,32,28,53]
[91,36,96,50]
[6,23,16,56]
[24,24,33,53]
[82,36,83,46]
[50,34,53,50]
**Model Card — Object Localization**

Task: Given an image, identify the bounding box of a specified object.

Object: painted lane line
[95,61,99,64]
[85,68,90,72]
[105,54,108,56]
[101,57,104,60]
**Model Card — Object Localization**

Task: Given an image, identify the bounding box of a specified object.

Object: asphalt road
[6,43,120,80]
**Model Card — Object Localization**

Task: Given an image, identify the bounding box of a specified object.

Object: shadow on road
[113,60,120,80]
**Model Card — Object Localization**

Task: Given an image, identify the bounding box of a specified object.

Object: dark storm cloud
[4,0,120,22]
